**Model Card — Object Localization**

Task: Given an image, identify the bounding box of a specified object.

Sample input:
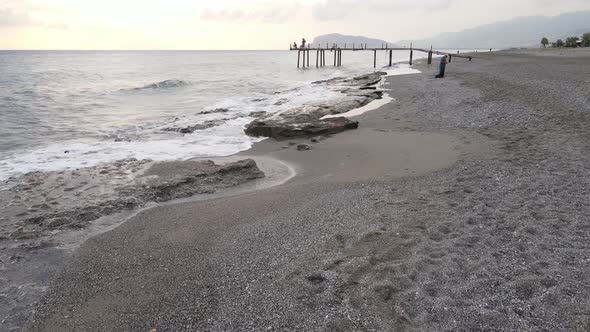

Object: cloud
[0,8,33,26]
[200,3,301,23]
[312,0,452,20]
[0,1,69,29]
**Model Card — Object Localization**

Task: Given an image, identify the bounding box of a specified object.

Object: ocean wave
[127,79,192,91]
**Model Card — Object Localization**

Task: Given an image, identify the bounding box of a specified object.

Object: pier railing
[290,43,474,68]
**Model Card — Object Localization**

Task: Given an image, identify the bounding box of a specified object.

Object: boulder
[245,117,358,140]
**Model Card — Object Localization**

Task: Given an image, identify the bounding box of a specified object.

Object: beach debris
[310,138,319,143]
[297,144,313,151]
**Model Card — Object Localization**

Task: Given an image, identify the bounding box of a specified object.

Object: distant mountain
[397,11,590,49]
[312,33,397,48]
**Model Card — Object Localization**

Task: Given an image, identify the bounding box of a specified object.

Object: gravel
[27,50,590,331]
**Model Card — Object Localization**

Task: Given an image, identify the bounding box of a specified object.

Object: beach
[2,48,590,331]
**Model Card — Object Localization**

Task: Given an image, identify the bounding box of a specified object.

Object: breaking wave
[129,79,192,91]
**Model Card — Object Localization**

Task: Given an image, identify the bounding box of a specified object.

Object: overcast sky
[1,0,589,49]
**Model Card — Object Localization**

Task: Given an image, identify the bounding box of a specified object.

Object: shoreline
[8,48,590,330]
[0,66,411,330]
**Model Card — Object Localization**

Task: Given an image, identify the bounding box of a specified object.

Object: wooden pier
[291,43,473,68]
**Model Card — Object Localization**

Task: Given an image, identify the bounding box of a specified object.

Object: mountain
[396,11,590,49]
[312,33,397,48]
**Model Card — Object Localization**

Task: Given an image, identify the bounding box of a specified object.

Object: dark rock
[249,111,267,118]
[245,117,359,140]
[199,108,230,115]
[63,150,70,154]
[164,119,225,134]
[297,144,312,151]
[274,98,289,106]
[310,138,319,143]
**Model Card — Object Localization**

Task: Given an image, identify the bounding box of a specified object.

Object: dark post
[389,50,392,67]
[323,50,326,66]
[427,51,432,65]
[297,50,300,68]
[334,50,337,66]
[448,54,452,63]
[303,50,306,67]
[316,50,319,68]
[409,43,414,66]
[374,50,377,68]
[307,50,310,68]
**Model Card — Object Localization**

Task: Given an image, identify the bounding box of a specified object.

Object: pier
[291,43,474,68]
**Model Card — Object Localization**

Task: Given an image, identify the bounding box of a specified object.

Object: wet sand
[21,49,590,331]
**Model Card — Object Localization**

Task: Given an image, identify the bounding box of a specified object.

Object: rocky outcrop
[1,159,265,240]
[244,72,386,140]
[245,117,358,140]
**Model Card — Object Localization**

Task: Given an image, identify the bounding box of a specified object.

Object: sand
[19,49,590,331]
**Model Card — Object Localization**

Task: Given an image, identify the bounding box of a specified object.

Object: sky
[1,0,589,49]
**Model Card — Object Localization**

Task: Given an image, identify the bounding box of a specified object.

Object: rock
[199,108,229,115]
[63,150,70,154]
[164,119,225,134]
[274,98,289,106]
[310,138,319,143]
[249,111,267,118]
[245,117,359,140]
[297,144,312,151]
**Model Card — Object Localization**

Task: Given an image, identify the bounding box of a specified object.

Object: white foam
[0,118,264,180]
[0,59,423,181]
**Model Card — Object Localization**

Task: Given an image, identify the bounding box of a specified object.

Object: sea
[0,49,458,180]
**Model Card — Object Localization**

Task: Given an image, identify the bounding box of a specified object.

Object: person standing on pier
[301,38,306,48]
[435,55,448,78]
[293,42,298,49]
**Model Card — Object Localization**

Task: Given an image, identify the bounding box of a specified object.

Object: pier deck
[290,44,475,68]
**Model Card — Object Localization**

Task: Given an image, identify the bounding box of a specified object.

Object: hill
[396,10,590,49]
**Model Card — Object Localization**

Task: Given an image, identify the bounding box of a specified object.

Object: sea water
[0,49,447,180]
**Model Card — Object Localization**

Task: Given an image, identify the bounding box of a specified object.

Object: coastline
[0,65,409,330]
[5,48,590,331]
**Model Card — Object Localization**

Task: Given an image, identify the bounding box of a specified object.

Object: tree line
[541,33,590,48]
